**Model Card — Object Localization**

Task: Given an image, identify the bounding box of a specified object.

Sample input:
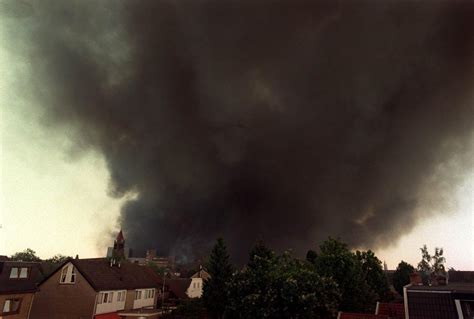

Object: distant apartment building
[0,260,43,319]
[29,258,164,319]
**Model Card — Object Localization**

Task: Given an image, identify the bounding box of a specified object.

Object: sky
[0,1,474,270]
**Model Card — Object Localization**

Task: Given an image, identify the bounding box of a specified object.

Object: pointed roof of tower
[116,229,125,242]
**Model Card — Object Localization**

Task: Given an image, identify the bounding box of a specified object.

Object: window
[117,291,126,302]
[59,264,76,284]
[2,298,21,315]
[98,293,103,304]
[9,267,29,279]
[135,290,142,300]
[9,267,18,278]
[108,292,113,303]
[19,268,28,278]
[70,267,76,283]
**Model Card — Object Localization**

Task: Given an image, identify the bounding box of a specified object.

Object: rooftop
[42,258,163,291]
[407,282,474,293]
[0,261,43,294]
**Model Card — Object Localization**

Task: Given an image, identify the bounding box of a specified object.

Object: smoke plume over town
[3,0,473,261]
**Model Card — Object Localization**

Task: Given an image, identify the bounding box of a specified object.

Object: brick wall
[0,292,34,319]
[29,264,97,319]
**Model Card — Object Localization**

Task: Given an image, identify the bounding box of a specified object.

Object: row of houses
[338,272,474,319]
[0,231,209,319]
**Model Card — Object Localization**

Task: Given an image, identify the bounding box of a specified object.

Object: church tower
[112,229,125,260]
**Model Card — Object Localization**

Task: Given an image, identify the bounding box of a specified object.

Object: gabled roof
[191,269,210,280]
[167,278,192,299]
[40,258,163,291]
[0,261,43,294]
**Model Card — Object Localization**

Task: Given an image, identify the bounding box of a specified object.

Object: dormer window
[9,267,29,279]
[59,264,76,284]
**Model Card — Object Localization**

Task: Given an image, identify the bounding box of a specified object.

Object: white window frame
[19,267,28,278]
[59,264,76,284]
[9,267,18,279]
[2,298,21,314]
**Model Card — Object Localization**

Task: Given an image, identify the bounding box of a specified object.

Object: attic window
[59,264,76,284]
[9,267,29,279]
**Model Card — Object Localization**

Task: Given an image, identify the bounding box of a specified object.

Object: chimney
[409,272,422,285]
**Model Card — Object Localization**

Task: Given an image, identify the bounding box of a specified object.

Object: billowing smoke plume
[3,0,473,261]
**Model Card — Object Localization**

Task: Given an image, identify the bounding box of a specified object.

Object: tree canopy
[314,238,377,313]
[392,261,415,296]
[10,248,41,262]
[45,254,70,264]
[202,238,233,319]
[226,243,340,319]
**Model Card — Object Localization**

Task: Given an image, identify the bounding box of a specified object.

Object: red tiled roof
[376,302,405,318]
[338,313,389,319]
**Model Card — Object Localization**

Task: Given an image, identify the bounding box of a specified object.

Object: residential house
[167,268,210,300]
[404,272,474,319]
[187,268,210,298]
[0,261,43,319]
[29,258,164,319]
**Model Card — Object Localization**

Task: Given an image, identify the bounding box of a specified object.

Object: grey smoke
[4,0,474,261]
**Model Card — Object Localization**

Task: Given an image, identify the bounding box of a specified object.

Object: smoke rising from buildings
[3,0,473,261]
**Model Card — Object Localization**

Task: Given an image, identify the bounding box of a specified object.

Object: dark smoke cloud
[6,0,474,261]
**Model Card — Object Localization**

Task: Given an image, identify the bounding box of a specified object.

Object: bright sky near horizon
[0,14,473,270]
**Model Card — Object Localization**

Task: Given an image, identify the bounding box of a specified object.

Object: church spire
[113,229,125,260]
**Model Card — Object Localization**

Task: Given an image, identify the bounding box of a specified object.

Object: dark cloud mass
[8,0,474,261]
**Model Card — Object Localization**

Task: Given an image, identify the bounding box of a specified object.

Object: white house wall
[186,278,203,298]
[95,290,126,315]
[133,289,156,309]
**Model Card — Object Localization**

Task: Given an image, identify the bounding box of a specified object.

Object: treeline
[8,248,71,264]
[202,237,392,319]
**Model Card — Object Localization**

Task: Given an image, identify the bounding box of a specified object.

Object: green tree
[306,249,318,264]
[392,261,415,296]
[10,248,41,262]
[226,244,340,318]
[432,247,446,273]
[45,254,70,264]
[314,238,376,313]
[356,250,391,301]
[202,238,233,319]
[417,245,446,285]
[417,245,432,273]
